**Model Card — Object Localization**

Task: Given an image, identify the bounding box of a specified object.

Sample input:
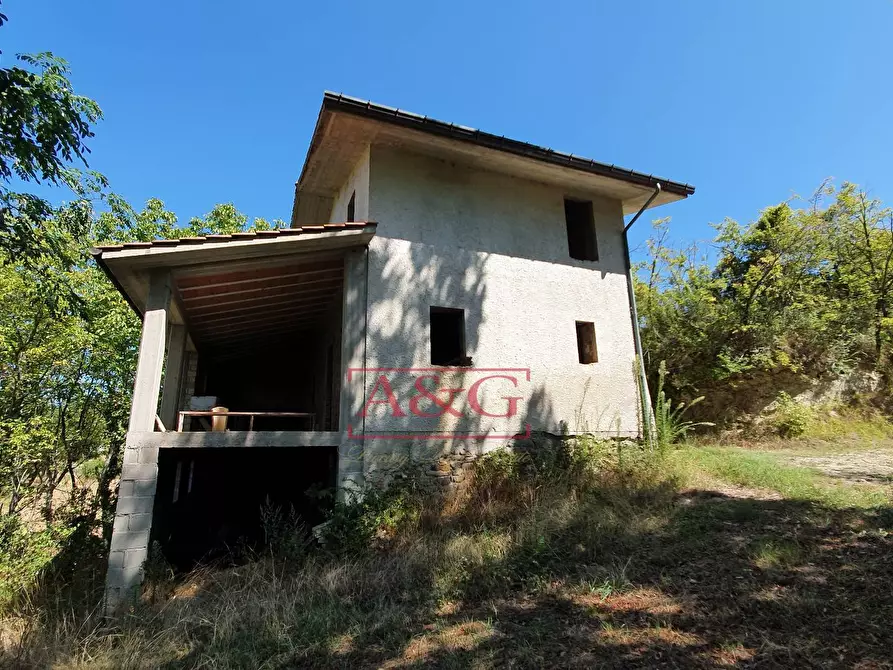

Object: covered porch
[96,222,373,606]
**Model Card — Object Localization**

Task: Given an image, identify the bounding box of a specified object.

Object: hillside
[3,432,892,669]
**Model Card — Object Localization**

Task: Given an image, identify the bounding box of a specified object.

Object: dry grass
[2,439,893,668]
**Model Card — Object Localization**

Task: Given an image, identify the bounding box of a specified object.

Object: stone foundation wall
[363,432,608,496]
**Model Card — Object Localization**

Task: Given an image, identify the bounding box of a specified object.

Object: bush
[772,391,813,437]
[319,474,424,555]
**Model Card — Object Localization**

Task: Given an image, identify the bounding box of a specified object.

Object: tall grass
[0,439,675,669]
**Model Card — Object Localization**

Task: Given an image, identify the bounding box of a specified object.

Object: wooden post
[159,324,187,431]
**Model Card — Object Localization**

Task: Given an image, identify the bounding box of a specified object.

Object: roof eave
[311,91,695,199]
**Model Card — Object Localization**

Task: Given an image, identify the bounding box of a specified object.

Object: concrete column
[159,324,187,431]
[338,248,367,499]
[127,271,171,433]
[105,270,170,613]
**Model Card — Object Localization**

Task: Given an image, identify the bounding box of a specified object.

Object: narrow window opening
[565,199,598,261]
[576,321,598,364]
[346,191,356,222]
[430,307,468,366]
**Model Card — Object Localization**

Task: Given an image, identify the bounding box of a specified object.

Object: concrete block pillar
[105,270,170,612]
[338,248,368,500]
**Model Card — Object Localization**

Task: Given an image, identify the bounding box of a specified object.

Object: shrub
[0,516,72,610]
[772,391,813,437]
[319,474,424,555]
[653,361,714,452]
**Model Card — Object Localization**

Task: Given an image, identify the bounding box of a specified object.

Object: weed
[4,438,893,668]
[653,361,713,452]
[259,498,312,562]
[320,472,424,555]
[750,538,802,569]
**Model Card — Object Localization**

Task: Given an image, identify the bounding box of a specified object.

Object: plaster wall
[329,146,370,222]
[348,146,640,459]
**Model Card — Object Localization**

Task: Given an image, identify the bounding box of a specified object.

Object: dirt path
[784,449,893,484]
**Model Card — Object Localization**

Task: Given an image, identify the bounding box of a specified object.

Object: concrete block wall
[105,436,160,610]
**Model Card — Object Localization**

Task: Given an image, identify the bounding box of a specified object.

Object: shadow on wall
[359,382,562,484]
[338,229,583,475]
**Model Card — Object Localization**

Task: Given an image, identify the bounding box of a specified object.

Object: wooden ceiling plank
[194,302,334,327]
[180,274,341,302]
[182,283,340,309]
[186,291,339,318]
[174,254,345,286]
[178,267,342,297]
[193,310,328,334]
[193,311,327,339]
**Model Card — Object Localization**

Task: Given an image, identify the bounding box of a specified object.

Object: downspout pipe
[623,184,662,447]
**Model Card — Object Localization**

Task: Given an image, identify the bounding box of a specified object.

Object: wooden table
[176,410,316,432]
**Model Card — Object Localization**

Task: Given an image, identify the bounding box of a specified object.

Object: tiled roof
[91,221,376,254]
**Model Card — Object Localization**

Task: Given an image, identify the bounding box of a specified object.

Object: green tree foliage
[825,184,893,359]
[0,198,273,600]
[637,181,893,422]
[0,21,105,267]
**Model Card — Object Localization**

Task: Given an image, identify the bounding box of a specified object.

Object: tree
[827,183,893,363]
[635,180,885,422]
[0,196,276,598]
[186,203,286,236]
[0,3,104,269]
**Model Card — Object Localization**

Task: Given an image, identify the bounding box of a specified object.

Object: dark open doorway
[151,447,337,569]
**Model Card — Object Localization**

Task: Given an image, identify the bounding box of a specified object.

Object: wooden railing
[177,411,316,432]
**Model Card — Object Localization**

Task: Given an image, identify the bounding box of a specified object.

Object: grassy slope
[2,440,892,669]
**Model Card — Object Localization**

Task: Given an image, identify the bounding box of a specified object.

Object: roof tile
[91,222,376,256]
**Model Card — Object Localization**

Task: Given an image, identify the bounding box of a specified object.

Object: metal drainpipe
[623,184,662,447]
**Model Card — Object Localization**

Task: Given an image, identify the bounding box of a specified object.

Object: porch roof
[92,221,375,258]
[92,221,376,354]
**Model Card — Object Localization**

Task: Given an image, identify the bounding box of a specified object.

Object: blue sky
[4,0,892,257]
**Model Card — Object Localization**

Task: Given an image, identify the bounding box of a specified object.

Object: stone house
[95,92,694,607]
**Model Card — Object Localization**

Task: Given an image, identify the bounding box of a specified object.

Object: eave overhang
[292,92,695,224]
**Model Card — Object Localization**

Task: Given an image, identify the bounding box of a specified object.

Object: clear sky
[4,0,892,257]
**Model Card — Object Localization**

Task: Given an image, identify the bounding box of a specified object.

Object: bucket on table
[211,406,229,432]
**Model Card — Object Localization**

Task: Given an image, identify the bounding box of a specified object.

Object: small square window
[565,199,598,261]
[346,191,356,222]
[576,321,598,364]
[430,307,468,365]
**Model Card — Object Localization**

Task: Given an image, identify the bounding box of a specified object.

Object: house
[95,92,694,608]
